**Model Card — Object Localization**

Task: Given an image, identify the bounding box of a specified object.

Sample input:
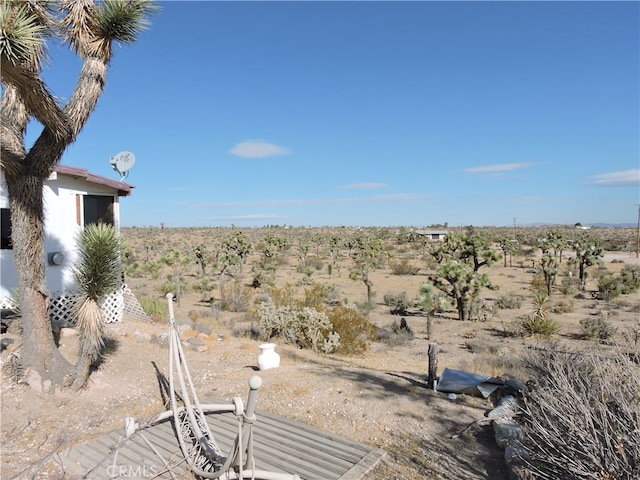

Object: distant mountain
[521,222,636,228]
[587,223,636,228]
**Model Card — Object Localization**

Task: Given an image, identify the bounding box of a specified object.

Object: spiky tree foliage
[569,233,604,287]
[217,231,252,307]
[428,232,499,321]
[539,252,558,296]
[71,223,123,389]
[0,0,157,389]
[159,246,192,304]
[348,233,385,304]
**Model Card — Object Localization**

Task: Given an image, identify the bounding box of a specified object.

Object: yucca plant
[70,223,123,389]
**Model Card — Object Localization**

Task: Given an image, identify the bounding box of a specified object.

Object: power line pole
[636,204,640,258]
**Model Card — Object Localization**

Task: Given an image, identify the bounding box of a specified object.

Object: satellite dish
[110,151,136,180]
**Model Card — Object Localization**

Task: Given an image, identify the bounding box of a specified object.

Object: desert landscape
[1,225,639,479]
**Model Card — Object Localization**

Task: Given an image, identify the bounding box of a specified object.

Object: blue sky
[33,1,639,228]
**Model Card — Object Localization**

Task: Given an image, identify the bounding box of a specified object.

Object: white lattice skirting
[0,284,149,325]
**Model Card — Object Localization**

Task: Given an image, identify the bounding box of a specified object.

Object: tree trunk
[219,270,227,308]
[427,343,438,389]
[456,297,464,321]
[364,274,373,304]
[7,173,73,390]
[455,296,468,321]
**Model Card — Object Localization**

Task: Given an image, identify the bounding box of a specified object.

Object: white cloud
[339,182,388,189]
[229,140,291,158]
[586,169,640,187]
[464,162,533,174]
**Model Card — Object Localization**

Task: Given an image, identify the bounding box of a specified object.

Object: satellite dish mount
[110,151,136,181]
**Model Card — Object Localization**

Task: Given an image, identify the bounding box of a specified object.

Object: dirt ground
[1,229,639,479]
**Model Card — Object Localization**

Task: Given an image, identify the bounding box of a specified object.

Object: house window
[83,195,114,226]
[1,208,12,250]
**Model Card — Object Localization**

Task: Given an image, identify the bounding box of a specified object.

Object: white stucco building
[1,165,133,315]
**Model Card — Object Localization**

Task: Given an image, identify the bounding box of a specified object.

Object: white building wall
[1,171,121,302]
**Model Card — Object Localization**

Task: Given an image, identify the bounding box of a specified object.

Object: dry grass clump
[221,282,253,312]
[520,344,640,479]
[389,258,420,275]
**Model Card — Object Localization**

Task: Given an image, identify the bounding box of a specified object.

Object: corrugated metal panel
[61,408,385,480]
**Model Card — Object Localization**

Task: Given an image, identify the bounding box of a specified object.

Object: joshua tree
[0,1,157,390]
[540,252,559,297]
[418,283,441,340]
[348,234,385,304]
[70,223,123,389]
[160,246,192,304]
[217,231,252,306]
[538,236,559,296]
[569,234,604,288]
[428,232,499,321]
[498,236,519,267]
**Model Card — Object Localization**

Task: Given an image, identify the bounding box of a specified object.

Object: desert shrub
[139,296,168,319]
[495,295,522,309]
[596,274,623,301]
[596,265,640,301]
[230,316,261,340]
[298,266,315,284]
[619,264,640,292]
[519,314,560,338]
[188,308,216,324]
[221,282,253,312]
[530,274,547,295]
[123,261,142,277]
[192,278,216,302]
[551,299,574,314]
[256,302,334,352]
[322,332,341,354]
[307,255,324,271]
[295,307,333,351]
[383,291,411,315]
[257,302,296,341]
[326,305,377,355]
[580,313,616,341]
[266,284,298,309]
[300,284,338,309]
[390,317,413,336]
[141,261,162,280]
[622,323,640,348]
[390,258,420,275]
[559,275,579,295]
[355,300,376,316]
[161,274,190,298]
[471,298,496,322]
[250,268,275,288]
[520,346,640,479]
[377,327,412,347]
